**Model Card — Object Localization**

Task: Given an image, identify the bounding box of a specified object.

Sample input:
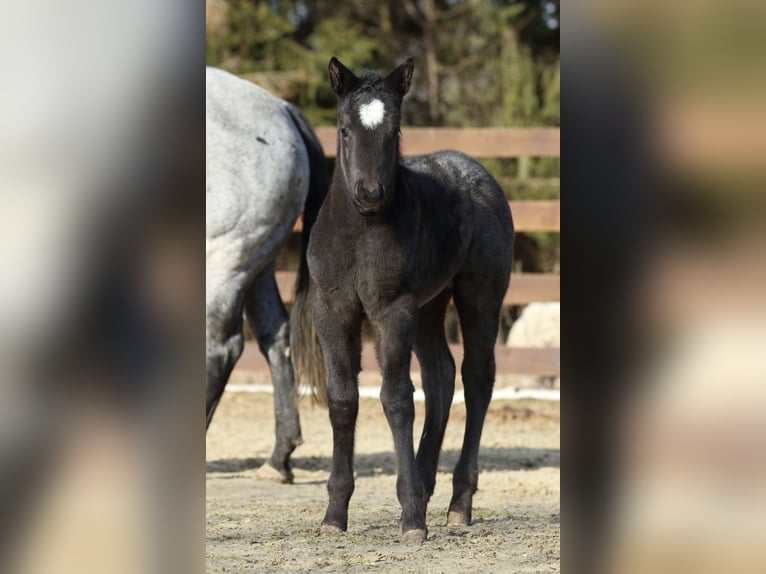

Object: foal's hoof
[447,510,470,526]
[254,462,293,484]
[320,523,344,535]
[402,528,427,543]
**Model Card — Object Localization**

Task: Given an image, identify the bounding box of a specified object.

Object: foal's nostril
[358,184,384,202]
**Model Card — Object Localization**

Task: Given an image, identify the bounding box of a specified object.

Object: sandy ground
[206,390,560,573]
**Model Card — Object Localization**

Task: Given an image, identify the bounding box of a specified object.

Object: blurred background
[206,0,560,128]
[563,2,766,574]
[1,1,205,573]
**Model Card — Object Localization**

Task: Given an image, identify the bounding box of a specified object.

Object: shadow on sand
[206,446,559,475]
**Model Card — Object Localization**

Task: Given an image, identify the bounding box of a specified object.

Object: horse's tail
[284,103,329,406]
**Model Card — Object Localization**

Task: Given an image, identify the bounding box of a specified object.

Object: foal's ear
[328,57,357,97]
[384,57,414,98]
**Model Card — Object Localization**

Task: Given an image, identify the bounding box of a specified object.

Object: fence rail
[274,271,559,306]
[237,342,560,377]
[293,199,560,233]
[314,127,560,158]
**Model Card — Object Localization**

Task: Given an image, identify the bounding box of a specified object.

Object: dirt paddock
[206,387,560,573]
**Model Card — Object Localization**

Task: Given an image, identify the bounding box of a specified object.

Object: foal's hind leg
[206,279,246,428]
[448,275,506,525]
[244,267,303,484]
[414,289,455,501]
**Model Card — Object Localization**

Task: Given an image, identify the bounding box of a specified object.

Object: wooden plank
[236,342,559,376]
[292,199,559,233]
[315,127,560,158]
[503,274,560,305]
[275,271,559,306]
[509,200,560,232]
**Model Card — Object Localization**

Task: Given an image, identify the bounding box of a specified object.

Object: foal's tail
[284,103,329,406]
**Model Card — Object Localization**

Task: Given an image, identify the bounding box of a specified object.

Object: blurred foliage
[207,0,560,272]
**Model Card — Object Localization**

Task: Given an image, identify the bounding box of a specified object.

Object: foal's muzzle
[353,183,385,214]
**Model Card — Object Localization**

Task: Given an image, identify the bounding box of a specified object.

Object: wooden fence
[236,127,560,378]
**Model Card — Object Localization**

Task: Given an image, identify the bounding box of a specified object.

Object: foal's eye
[340,127,349,138]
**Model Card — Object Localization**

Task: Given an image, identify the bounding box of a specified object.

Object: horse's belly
[414,261,463,307]
[412,230,471,307]
[415,278,452,307]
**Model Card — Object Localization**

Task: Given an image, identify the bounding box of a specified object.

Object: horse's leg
[413,289,455,502]
[313,291,362,534]
[244,266,303,484]
[375,295,427,541]
[206,279,246,429]
[448,275,505,526]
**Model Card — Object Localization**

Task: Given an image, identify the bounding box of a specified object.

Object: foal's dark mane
[358,69,383,86]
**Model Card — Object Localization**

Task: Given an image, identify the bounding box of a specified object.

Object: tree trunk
[421,0,439,123]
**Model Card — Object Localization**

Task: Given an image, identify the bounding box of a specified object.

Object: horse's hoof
[254,462,293,484]
[320,523,344,535]
[402,528,427,543]
[447,510,470,526]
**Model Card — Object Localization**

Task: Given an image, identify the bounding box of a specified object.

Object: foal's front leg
[313,292,362,534]
[375,296,428,541]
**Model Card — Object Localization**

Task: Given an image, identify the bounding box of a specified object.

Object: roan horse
[302,57,514,540]
[206,67,328,482]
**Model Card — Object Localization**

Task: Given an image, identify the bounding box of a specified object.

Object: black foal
[307,57,513,541]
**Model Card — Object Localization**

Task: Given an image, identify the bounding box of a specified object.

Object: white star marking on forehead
[358,99,385,129]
